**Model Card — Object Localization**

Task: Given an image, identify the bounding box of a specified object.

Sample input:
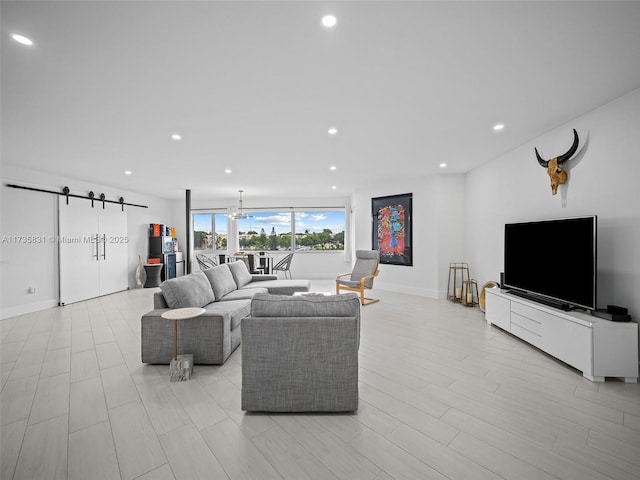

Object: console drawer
[512,301,550,323]
[510,311,542,336]
[511,320,542,348]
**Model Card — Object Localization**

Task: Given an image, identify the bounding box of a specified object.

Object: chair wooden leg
[335,285,378,304]
[359,289,379,305]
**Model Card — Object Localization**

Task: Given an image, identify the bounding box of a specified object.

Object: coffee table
[161,307,206,381]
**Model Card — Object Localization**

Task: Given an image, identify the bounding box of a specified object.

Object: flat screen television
[503,216,597,311]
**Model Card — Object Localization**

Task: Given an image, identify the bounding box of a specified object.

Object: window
[293,210,345,251]
[236,212,281,251]
[192,208,345,253]
[192,212,228,253]
[237,209,345,252]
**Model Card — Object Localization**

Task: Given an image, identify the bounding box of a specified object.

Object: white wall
[0,184,58,317]
[466,88,640,320]
[352,174,467,298]
[0,165,174,319]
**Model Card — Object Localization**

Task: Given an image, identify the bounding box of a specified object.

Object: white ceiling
[3,1,640,203]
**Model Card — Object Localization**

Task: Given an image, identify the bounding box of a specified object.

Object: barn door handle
[102,234,106,260]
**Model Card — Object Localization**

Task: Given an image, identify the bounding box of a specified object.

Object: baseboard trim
[374,282,440,299]
[0,299,59,320]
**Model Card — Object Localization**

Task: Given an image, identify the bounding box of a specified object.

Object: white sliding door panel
[98,206,128,295]
[58,197,128,304]
[59,198,100,304]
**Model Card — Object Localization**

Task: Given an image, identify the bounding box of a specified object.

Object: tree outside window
[233,210,344,252]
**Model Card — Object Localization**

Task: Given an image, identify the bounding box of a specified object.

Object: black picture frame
[372,193,413,266]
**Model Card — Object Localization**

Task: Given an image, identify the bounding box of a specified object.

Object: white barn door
[59,197,128,304]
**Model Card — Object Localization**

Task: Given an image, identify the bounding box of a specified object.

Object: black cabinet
[149,236,176,281]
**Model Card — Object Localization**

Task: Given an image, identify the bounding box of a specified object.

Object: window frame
[191,206,347,254]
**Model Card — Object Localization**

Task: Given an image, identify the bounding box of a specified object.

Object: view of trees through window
[193,210,345,253]
[193,213,227,252]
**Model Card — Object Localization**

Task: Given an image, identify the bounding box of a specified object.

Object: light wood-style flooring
[1,281,639,480]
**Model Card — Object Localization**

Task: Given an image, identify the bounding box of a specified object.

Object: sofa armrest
[141,308,232,364]
[153,291,169,309]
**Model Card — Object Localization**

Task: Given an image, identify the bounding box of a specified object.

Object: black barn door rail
[5,183,148,210]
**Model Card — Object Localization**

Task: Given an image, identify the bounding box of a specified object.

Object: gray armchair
[241,293,361,412]
[336,250,380,305]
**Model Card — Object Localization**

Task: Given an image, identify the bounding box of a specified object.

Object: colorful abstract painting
[372,193,413,266]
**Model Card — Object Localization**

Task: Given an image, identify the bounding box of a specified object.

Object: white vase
[135,255,143,287]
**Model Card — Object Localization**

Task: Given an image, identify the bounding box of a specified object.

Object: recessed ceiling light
[224,169,232,174]
[12,34,33,46]
[331,186,337,190]
[439,163,447,168]
[171,133,182,141]
[328,127,338,135]
[493,123,504,131]
[329,165,337,171]
[322,15,337,28]
[124,170,132,175]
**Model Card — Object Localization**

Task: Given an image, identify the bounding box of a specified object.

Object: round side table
[161,307,206,381]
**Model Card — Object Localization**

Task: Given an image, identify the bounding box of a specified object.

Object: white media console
[485,288,638,382]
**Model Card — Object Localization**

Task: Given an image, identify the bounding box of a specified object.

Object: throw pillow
[160,271,215,308]
[227,260,252,288]
[203,264,237,299]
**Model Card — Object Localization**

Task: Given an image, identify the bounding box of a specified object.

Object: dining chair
[272,253,294,279]
[247,254,266,275]
[195,253,217,271]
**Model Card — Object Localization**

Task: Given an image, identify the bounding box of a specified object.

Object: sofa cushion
[239,279,310,295]
[220,287,269,301]
[250,293,360,318]
[227,260,252,288]
[203,299,251,331]
[203,264,238,299]
[159,271,215,308]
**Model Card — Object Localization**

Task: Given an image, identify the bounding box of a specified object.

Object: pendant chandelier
[230,190,248,220]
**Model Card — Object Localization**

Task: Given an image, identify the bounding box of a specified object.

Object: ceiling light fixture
[224,168,232,174]
[332,186,337,190]
[439,163,447,168]
[328,127,338,135]
[124,170,132,175]
[230,190,248,220]
[171,133,182,140]
[12,34,33,46]
[330,165,337,171]
[322,15,337,27]
[493,123,504,131]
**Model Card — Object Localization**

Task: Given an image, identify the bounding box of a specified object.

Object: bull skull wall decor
[535,129,579,195]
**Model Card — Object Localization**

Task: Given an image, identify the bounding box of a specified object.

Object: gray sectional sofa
[141,260,310,365]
